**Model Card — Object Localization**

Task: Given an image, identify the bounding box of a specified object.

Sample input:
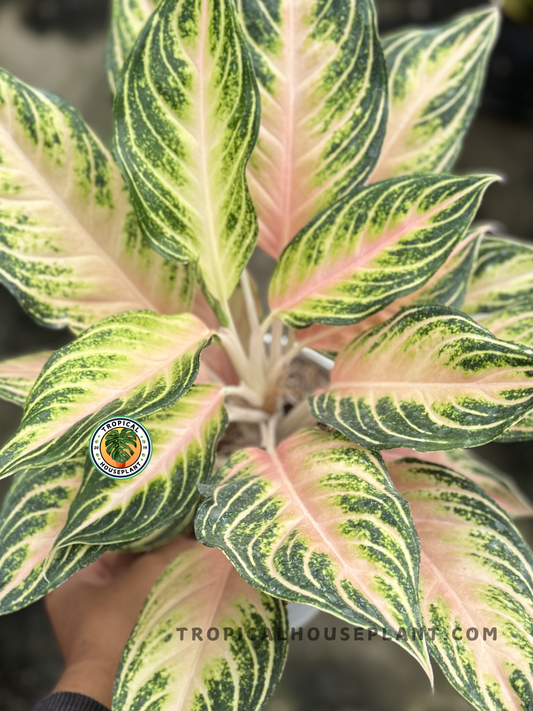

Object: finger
[105,536,193,609]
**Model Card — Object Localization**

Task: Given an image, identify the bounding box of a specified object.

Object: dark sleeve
[32,692,110,711]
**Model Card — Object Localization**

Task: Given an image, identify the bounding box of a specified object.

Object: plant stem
[224,384,264,408]
[269,318,284,368]
[226,404,269,423]
[240,269,260,335]
[276,398,317,440]
[260,414,278,454]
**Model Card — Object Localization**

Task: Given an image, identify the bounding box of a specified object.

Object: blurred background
[0,0,532,709]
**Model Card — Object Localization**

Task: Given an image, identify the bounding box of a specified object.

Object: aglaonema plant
[0,0,532,709]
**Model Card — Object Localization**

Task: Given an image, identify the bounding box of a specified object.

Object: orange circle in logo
[100,428,142,470]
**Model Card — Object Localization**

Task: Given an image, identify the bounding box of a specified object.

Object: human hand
[44,538,183,709]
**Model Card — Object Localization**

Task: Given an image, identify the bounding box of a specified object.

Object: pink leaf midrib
[272,184,473,314]
[258,440,423,650]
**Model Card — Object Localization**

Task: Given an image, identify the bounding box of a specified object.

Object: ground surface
[0,1,532,709]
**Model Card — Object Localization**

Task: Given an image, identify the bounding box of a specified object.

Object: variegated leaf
[475,298,533,440]
[0,455,81,612]
[196,428,432,674]
[0,352,52,407]
[0,455,107,613]
[118,515,194,553]
[479,298,533,349]
[0,67,194,335]
[269,174,494,329]
[113,538,288,711]
[310,305,533,451]
[107,0,161,95]
[463,235,533,316]
[114,0,260,306]
[237,0,388,259]
[54,385,226,550]
[389,459,533,711]
[0,311,212,480]
[296,228,481,353]
[369,8,499,182]
[43,542,108,587]
[381,449,533,519]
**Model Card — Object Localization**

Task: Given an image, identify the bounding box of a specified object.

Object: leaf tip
[472,173,504,193]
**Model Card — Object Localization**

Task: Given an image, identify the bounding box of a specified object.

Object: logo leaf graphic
[104,428,138,466]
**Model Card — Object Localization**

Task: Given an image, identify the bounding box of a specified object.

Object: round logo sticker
[89,418,152,480]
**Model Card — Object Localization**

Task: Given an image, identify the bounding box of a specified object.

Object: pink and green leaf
[463,235,533,316]
[296,227,481,353]
[369,8,499,182]
[269,174,495,329]
[196,428,432,674]
[107,0,162,94]
[310,305,533,451]
[389,459,533,711]
[114,0,260,305]
[113,538,288,711]
[0,311,212,479]
[0,67,194,335]
[475,297,533,441]
[0,352,52,407]
[381,449,533,519]
[0,455,107,613]
[54,385,226,549]
[237,0,388,259]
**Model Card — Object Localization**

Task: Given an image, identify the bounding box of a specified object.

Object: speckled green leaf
[463,235,533,316]
[369,8,499,182]
[118,515,194,553]
[0,67,194,335]
[0,455,107,613]
[0,311,212,480]
[237,0,387,259]
[381,449,533,519]
[113,538,287,711]
[54,385,226,550]
[390,459,533,711]
[269,174,494,329]
[0,352,52,407]
[114,0,260,306]
[310,305,533,451]
[196,428,432,675]
[296,227,482,353]
[107,0,162,95]
[475,297,533,440]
